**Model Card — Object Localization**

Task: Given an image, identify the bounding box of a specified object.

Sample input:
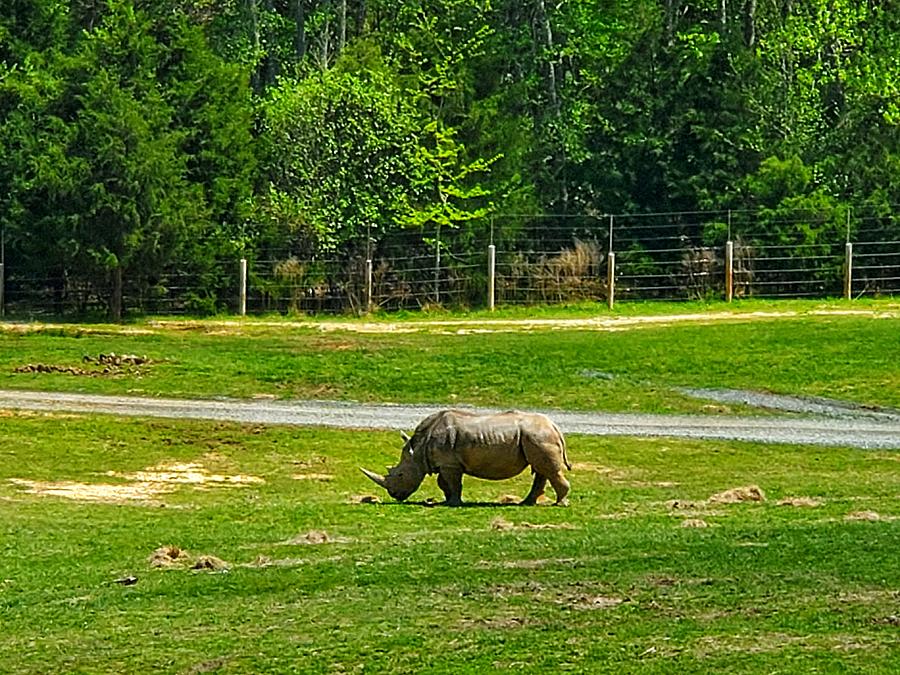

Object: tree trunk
[534,0,558,110]
[719,0,727,32]
[744,0,756,47]
[263,0,278,86]
[339,0,347,52]
[248,0,261,91]
[356,0,367,35]
[294,0,306,61]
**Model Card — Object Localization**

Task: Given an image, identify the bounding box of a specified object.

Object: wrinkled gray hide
[361,410,571,506]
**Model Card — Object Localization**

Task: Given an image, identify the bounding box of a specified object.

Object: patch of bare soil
[107,461,264,487]
[150,545,192,567]
[708,485,766,504]
[459,616,528,630]
[9,478,165,503]
[844,510,897,522]
[571,595,625,611]
[149,546,229,571]
[489,516,576,531]
[681,518,711,528]
[9,461,263,505]
[777,496,822,507]
[14,353,153,378]
[291,473,334,481]
[281,530,353,545]
[350,494,381,504]
[191,555,229,571]
[145,307,899,336]
[694,632,880,657]
[477,558,578,570]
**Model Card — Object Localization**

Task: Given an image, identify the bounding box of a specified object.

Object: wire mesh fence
[1,207,898,318]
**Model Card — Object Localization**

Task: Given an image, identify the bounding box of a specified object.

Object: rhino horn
[360,467,388,489]
[400,431,411,443]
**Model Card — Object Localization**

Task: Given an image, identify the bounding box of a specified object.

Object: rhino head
[361,432,426,502]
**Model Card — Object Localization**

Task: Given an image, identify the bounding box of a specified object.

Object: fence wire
[1,208,898,317]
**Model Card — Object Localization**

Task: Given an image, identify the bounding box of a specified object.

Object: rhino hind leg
[522,438,570,506]
[438,469,464,507]
[547,472,570,506]
[520,474,547,506]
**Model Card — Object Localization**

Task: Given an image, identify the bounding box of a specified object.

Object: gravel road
[2,389,900,450]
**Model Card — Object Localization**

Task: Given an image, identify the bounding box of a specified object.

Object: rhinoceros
[361,410,571,506]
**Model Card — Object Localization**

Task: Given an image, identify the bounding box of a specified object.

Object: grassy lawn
[0,299,898,413]
[1,411,898,673]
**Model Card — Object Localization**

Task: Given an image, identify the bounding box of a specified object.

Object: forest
[2,1,899,316]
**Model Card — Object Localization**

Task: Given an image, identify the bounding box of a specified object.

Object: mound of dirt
[83,353,151,366]
[14,353,152,377]
[191,555,229,571]
[149,545,192,568]
[490,516,575,531]
[283,530,351,545]
[708,485,766,504]
[777,496,822,507]
[845,510,882,522]
[681,518,710,528]
[14,364,90,375]
[350,494,381,504]
[150,545,229,571]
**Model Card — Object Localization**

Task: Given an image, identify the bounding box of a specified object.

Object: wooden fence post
[487,244,496,311]
[239,258,247,316]
[844,241,853,300]
[606,251,616,310]
[365,258,373,313]
[725,240,734,302]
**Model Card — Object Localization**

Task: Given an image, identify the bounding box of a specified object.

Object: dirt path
[2,389,899,450]
[2,306,897,337]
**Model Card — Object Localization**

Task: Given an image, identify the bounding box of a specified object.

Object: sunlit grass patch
[1,411,898,672]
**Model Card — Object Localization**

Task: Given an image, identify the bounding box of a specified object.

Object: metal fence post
[239,258,247,316]
[0,262,5,318]
[725,240,734,302]
[487,244,496,311]
[844,241,853,300]
[365,258,373,313]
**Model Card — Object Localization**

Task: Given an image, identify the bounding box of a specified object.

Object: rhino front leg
[437,468,464,506]
[520,474,547,506]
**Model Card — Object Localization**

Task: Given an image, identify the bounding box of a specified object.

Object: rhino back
[419,410,530,480]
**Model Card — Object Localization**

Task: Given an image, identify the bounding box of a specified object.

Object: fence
[1,208,898,317]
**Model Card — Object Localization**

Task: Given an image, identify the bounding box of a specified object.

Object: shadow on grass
[383,500,535,508]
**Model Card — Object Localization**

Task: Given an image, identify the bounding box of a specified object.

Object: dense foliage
[2,1,899,316]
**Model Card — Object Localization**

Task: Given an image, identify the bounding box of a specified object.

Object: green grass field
[1,412,898,673]
[1,300,899,672]
[1,299,899,413]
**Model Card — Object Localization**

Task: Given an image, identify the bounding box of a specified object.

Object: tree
[258,42,422,254]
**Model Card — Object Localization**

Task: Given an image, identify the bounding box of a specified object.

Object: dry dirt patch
[777,496,822,507]
[9,478,164,503]
[681,518,711,528]
[150,545,229,571]
[280,530,353,545]
[145,307,899,336]
[490,516,576,531]
[708,485,766,504]
[13,353,154,378]
[9,460,264,504]
[844,510,898,522]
